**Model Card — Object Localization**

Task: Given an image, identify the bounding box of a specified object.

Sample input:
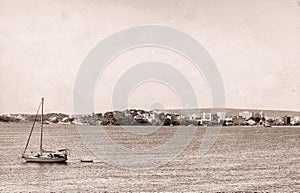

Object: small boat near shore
[264,122,272,127]
[80,159,94,163]
[22,98,68,163]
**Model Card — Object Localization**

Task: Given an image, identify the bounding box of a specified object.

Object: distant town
[1,109,299,127]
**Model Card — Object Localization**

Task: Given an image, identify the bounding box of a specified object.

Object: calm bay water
[0,122,299,192]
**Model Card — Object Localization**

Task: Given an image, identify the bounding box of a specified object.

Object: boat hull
[23,155,67,163]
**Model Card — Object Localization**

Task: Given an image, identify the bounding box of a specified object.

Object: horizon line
[2,107,300,115]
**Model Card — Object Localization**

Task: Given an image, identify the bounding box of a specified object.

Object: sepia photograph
[0,0,299,192]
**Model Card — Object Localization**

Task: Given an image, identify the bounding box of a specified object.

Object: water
[0,122,299,192]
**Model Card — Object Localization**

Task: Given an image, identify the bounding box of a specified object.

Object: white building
[202,112,211,121]
[239,111,252,119]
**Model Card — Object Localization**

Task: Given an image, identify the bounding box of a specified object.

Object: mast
[40,97,44,155]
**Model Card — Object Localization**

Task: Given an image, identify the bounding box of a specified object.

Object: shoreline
[1,121,300,128]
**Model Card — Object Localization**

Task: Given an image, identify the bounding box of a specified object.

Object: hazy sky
[0,0,299,114]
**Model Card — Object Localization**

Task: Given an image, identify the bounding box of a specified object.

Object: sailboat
[22,98,68,163]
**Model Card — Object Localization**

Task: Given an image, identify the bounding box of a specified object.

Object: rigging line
[22,100,42,155]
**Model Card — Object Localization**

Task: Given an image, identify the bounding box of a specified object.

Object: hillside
[163,108,300,118]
